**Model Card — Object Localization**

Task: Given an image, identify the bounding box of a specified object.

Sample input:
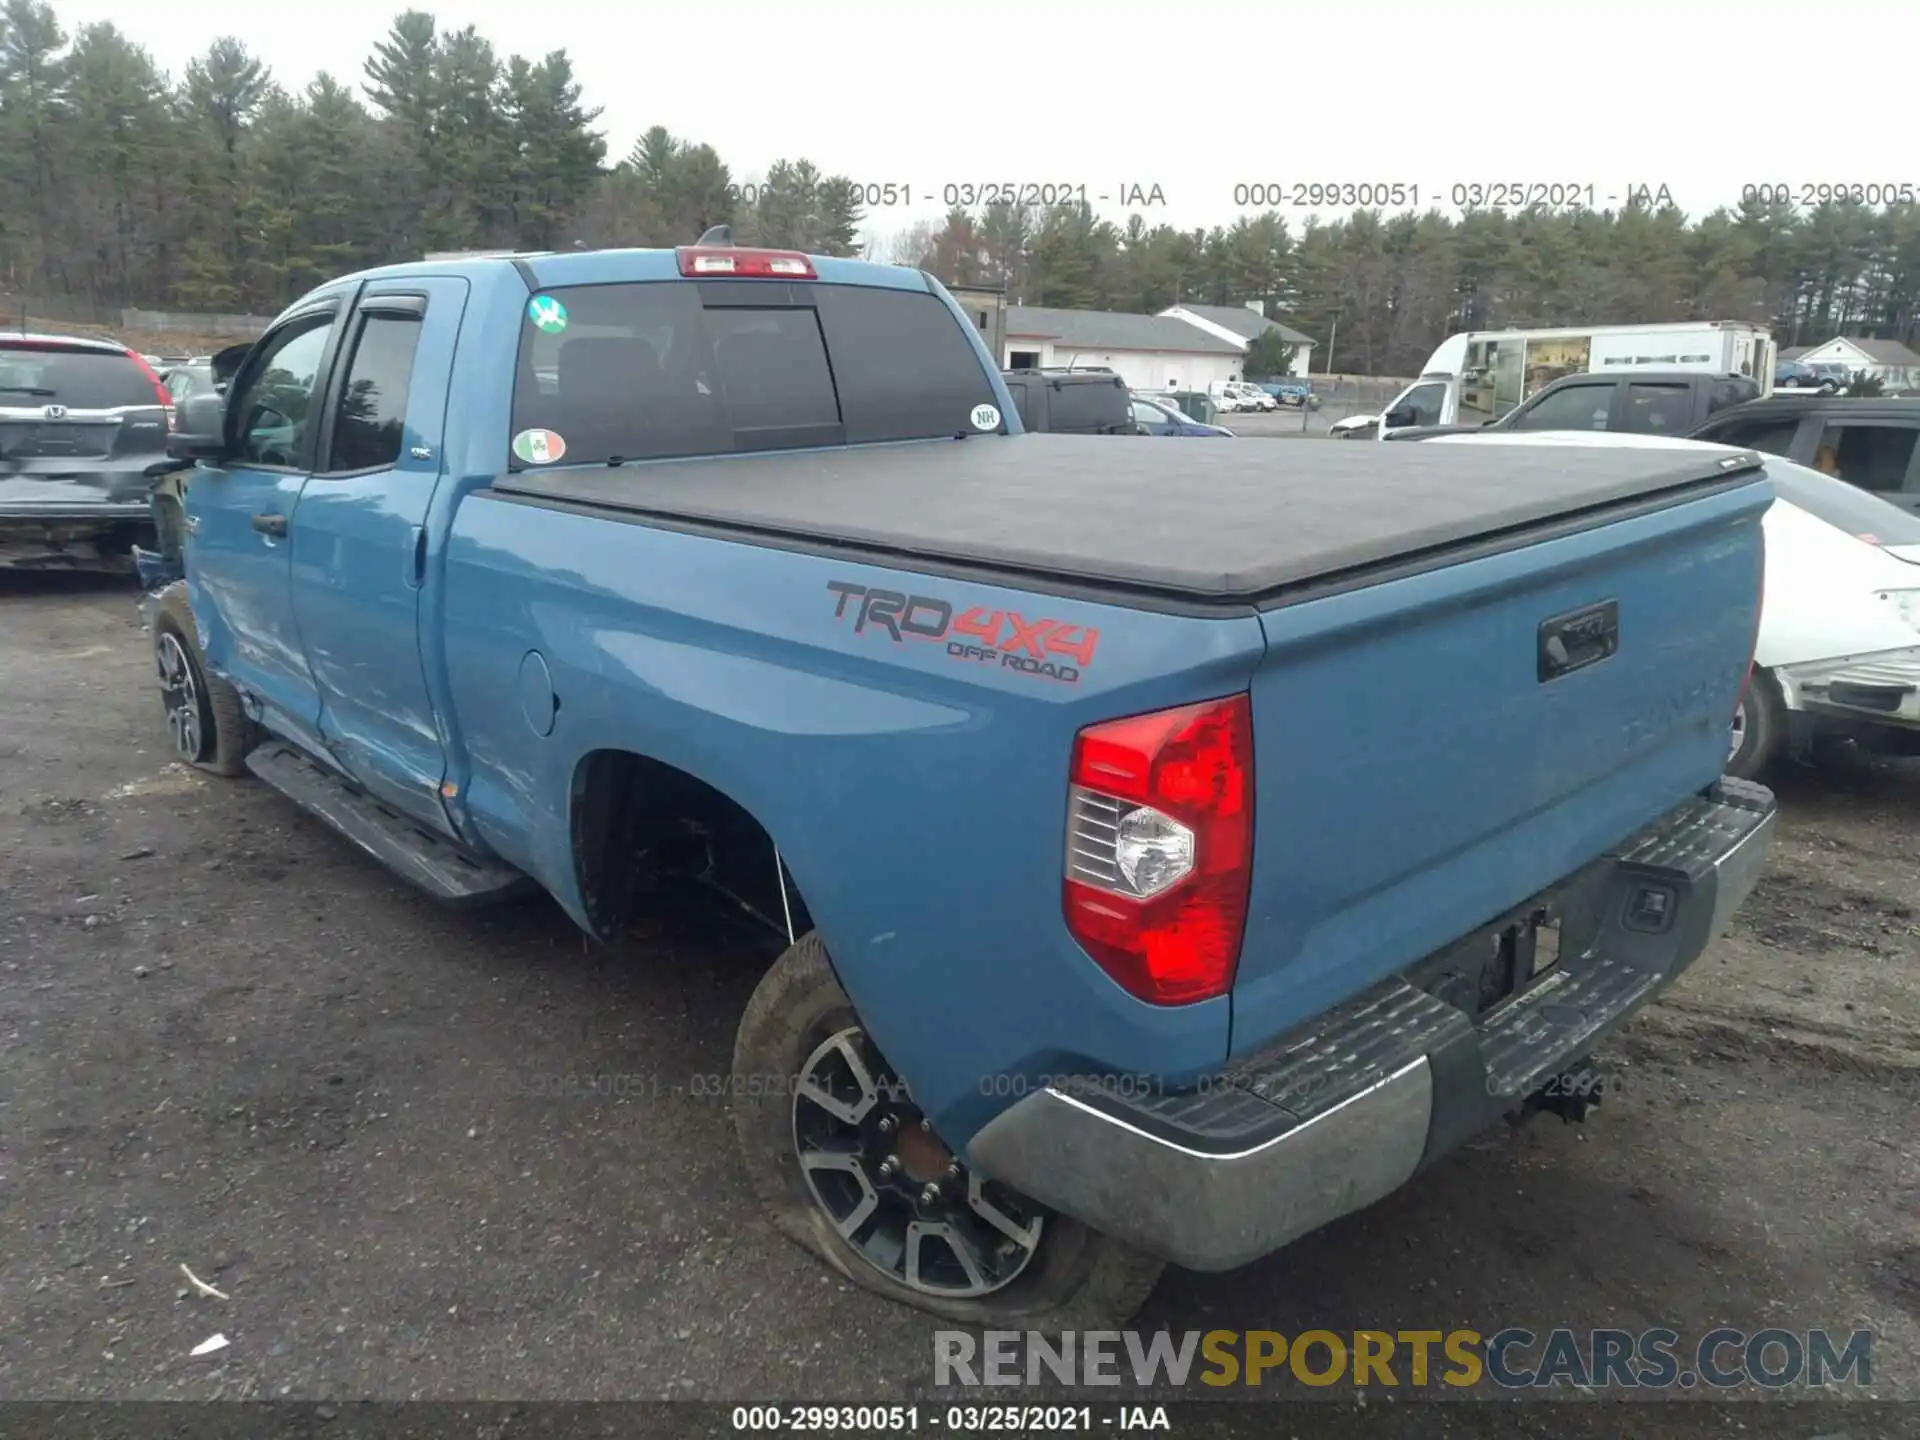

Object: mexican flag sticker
[512,428,567,465]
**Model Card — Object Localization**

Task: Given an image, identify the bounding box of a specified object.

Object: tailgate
[1230,477,1768,1053]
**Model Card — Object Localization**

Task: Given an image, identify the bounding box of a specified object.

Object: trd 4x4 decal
[826,580,1100,684]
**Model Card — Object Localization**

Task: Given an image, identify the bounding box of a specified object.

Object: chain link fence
[1230,375,1415,438]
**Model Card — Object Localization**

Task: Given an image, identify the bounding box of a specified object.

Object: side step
[245,741,533,907]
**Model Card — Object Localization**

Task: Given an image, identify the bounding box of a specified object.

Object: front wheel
[153,583,252,776]
[730,933,1164,1327]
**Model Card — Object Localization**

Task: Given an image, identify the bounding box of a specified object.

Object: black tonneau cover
[490,434,1764,603]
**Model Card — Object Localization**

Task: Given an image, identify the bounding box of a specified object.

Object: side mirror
[167,390,227,462]
[1383,404,1416,428]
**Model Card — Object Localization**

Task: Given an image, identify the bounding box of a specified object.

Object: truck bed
[490,435,1764,606]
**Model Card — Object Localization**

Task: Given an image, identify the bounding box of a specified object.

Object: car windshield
[0,345,156,408]
[1769,457,1920,546]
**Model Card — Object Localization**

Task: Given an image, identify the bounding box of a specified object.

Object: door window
[326,314,423,472]
[1811,422,1920,493]
[228,315,335,468]
[1618,383,1692,434]
[1393,382,1446,426]
[1508,383,1613,431]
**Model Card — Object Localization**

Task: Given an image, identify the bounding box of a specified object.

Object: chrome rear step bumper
[968,778,1776,1272]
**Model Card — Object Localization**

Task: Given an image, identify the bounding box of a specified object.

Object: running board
[245,741,533,907]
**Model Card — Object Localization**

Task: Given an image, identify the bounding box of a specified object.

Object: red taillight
[675,246,816,279]
[1063,694,1254,1006]
[126,349,176,432]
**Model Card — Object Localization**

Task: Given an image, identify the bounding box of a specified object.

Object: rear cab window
[509,280,1001,468]
[0,344,159,410]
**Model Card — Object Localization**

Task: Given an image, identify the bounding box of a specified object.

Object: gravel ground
[1,573,1916,1432]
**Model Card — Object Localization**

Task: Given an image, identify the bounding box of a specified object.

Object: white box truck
[1342,322,1775,439]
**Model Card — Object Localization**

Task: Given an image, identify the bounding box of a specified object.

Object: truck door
[287,279,468,834]
[184,299,348,757]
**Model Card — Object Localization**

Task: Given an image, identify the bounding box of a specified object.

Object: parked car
[1691,396,1920,513]
[1387,370,1760,441]
[141,241,1774,1327]
[161,360,223,406]
[0,331,174,572]
[1129,395,1234,436]
[1258,380,1320,410]
[1775,360,1842,395]
[1422,428,1920,776]
[1208,380,1276,413]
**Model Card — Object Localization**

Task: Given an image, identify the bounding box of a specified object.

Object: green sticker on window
[512,428,567,465]
[527,295,568,334]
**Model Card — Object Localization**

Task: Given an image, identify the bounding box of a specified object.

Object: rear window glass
[0,346,156,409]
[1768,458,1920,544]
[1045,378,1131,434]
[509,280,1001,467]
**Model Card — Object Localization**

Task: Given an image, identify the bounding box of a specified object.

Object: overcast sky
[58,0,1920,245]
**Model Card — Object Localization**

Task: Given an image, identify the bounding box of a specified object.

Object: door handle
[251,513,288,538]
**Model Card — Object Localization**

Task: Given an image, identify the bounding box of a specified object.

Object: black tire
[731,932,1164,1328]
[1727,668,1785,780]
[153,582,253,777]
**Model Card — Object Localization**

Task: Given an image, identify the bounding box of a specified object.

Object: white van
[1208,380,1277,413]
[1369,322,1775,438]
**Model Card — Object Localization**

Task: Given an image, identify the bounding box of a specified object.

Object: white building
[1002,306,1247,393]
[1783,337,1920,393]
[1162,302,1317,377]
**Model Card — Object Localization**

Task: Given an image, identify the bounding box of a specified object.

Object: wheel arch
[565,745,818,946]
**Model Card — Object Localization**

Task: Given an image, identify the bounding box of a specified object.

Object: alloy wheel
[156,630,205,763]
[791,1026,1044,1298]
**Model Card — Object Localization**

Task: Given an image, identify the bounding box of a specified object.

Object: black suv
[1000,370,1135,435]
[1691,397,1920,513]
[0,332,174,572]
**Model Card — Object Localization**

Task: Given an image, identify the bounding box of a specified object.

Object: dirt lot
[1,574,1916,1430]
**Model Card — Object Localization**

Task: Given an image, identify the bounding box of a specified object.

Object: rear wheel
[731,933,1164,1327]
[153,583,252,777]
[1728,669,1785,780]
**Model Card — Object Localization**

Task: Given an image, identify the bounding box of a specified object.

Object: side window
[1702,416,1799,455]
[326,313,423,472]
[1812,423,1920,493]
[228,315,335,468]
[1396,382,1446,426]
[1618,383,1692,434]
[1508,383,1613,431]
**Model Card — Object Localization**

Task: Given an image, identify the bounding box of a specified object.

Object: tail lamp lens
[1062,694,1253,1006]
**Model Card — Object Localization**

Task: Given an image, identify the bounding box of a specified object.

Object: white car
[1423,430,1920,777]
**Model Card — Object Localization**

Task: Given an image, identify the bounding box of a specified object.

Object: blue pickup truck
[139,239,1777,1329]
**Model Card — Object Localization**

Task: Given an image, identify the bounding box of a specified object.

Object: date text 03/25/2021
[1229,182,1676,210]
[731,1406,1171,1433]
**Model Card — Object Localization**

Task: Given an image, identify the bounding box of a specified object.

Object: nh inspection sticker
[527,295,569,334]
